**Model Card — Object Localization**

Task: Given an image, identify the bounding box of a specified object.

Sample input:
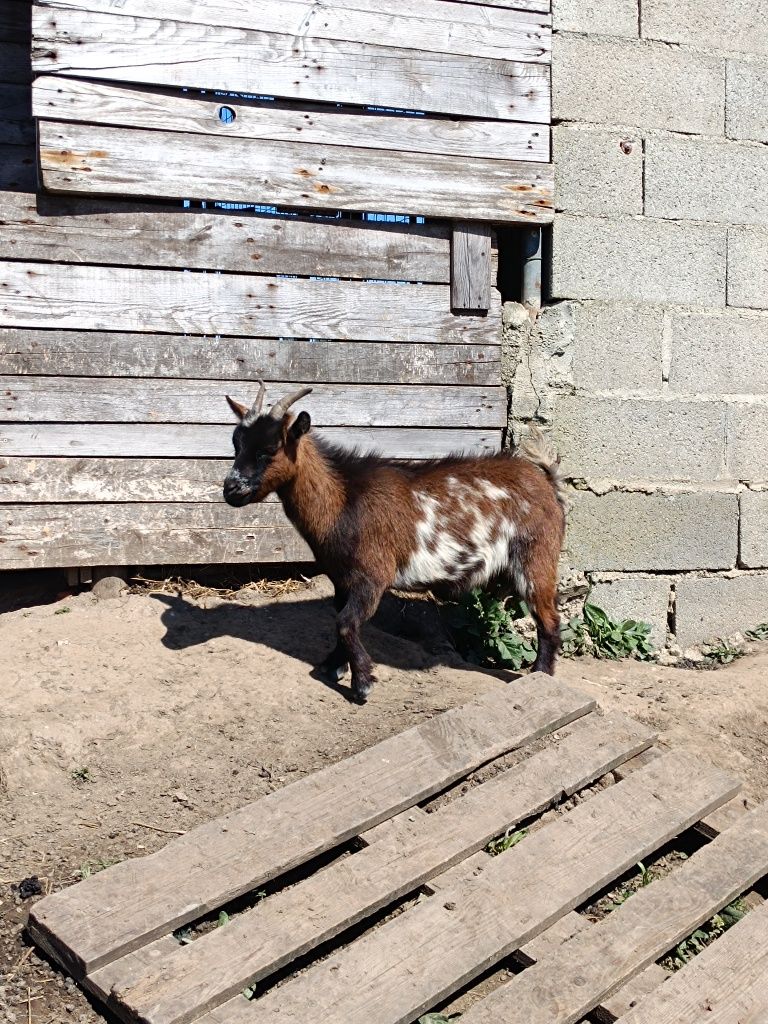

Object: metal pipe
[521,227,542,319]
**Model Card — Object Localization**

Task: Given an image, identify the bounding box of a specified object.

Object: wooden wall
[0,0,553,571]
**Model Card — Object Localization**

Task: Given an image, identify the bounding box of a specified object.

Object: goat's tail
[517,424,568,511]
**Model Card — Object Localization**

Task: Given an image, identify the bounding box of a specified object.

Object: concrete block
[555,396,727,480]
[553,35,725,134]
[728,228,768,309]
[587,576,671,642]
[553,127,643,216]
[642,0,768,57]
[552,216,727,307]
[727,404,768,479]
[552,0,639,38]
[645,137,768,228]
[568,490,738,571]
[561,301,664,391]
[740,491,768,568]
[675,574,768,647]
[727,60,768,143]
[669,310,768,394]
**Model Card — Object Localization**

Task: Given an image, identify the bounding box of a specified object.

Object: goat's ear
[289,411,311,439]
[226,395,249,421]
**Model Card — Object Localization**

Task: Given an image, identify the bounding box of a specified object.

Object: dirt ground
[2,573,768,1024]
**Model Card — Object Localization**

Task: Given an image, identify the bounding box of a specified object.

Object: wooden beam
[31,8,550,122]
[27,679,593,974]
[37,120,554,224]
[0,260,502,344]
[0,191,454,283]
[32,0,551,66]
[32,76,550,164]
[451,224,494,312]
[0,378,506,428]
[0,424,502,458]
[0,329,501,385]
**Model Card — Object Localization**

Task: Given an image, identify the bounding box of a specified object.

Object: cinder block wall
[515,0,768,648]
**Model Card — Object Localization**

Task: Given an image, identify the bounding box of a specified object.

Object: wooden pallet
[27,676,768,1024]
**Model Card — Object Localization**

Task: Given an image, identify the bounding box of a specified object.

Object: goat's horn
[269,386,313,420]
[248,379,266,416]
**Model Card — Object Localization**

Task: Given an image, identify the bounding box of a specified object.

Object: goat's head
[223,382,313,506]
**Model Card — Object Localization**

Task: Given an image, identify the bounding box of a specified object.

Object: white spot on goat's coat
[394,489,520,590]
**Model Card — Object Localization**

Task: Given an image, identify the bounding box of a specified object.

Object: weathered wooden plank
[195,752,739,1024]
[0,329,500,385]
[0,145,36,192]
[0,84,32,147]
[460,800,768,1024]
[0,424,502,459]
[37,121,553,224]
[91,712,653,1024]
[617,899,768,1024]
[31,9,550,122]
[446,0,550,10]
[0,192,454,283]
[0,379,506,428]
[0,458,237,503]
[451,225,494,312]
[592,966,671,1024]
[0,260,503,344]
[0,501,312,568]
[0,2,31,85]
[27,677,595,976]
[32,76,550,164]
[32,0,551,66]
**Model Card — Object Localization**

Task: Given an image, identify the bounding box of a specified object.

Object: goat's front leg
[337,578,387,704]
[318,584,350,682]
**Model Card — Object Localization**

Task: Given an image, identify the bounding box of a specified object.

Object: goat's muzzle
[223,472,254,507]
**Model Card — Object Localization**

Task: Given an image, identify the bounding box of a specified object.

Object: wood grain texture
[26,678,594,975]
[31,8,550,122]
[448,0,549,9]
[0,192,454,283]
[32,76,550,164]
[0,378,506,428]
[0,261,502,345]
[617,898,768,1024]
[592,965,671,1024]
[451,225,494,312]
[0,329,500,386]
[32,0,551,65]
[0,424,502,459]
[0,501,311,568]
[195,751,739,1024]
[93,705,639,1024]
[461,801,768,1024]
[37,121,554,224]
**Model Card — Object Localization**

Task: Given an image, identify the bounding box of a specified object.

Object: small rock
[683,647,706,663]
[92,576,127,601]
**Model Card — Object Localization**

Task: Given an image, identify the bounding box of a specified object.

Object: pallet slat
[451,225,494,312]
[0,329,500,385]
[32,8,550,122]
[0,379,506,428]
[0,192,454,283]
[196,752,739,1024]
[0,261,501,344]
[459,800,768,1024]
[618,899,768,1024]
[37,121,553,224]
[93,712,654,1024]
[0,425,502,459]
[32,77,550,164]
[33,0,551,65]
[27,678,595,976]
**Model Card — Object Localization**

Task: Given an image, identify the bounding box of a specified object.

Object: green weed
[443,589,536,671]
[419,1015,461,1023]
[71,766,93,784]
[702,639,744,665]
[660,900,747,971]
[561,603,655,661]
[54,606,71,615]
[746,623,768,641]
[76,858,117,880]
[486,828,527,856]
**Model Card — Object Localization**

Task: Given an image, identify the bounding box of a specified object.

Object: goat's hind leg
[529,584,560,675]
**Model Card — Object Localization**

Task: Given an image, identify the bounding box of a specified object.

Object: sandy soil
[2,574,768,1024]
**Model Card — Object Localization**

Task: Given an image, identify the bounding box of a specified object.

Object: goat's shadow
[152,590,518,701]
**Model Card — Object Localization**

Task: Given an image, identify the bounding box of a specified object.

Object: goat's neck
[278,437,345,546]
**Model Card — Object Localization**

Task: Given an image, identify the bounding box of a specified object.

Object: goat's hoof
[351,678,374,705]
[319,659,349,683]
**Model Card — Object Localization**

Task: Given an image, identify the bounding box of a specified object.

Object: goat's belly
[393,522,518,592]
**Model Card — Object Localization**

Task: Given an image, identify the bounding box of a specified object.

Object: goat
[223,383,566,704]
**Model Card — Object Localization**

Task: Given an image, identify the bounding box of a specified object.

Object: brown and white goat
[224,384,566,703]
